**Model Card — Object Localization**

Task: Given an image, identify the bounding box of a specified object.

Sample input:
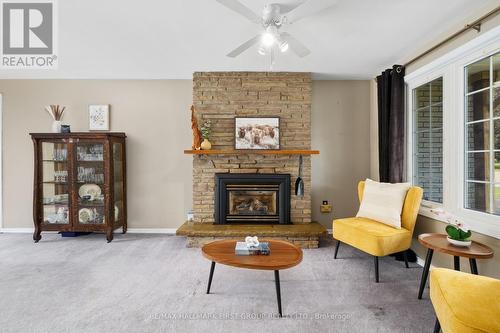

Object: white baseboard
[0,228,34,233]
[0,228,60,234]
[0,227,177,234]
[127,228,177,234]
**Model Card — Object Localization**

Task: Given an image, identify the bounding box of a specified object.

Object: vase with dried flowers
[200,120,212,150]
[45,105,66,133]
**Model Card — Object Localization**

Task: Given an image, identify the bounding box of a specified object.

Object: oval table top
[202,239,303,270]
[418,233,494,259]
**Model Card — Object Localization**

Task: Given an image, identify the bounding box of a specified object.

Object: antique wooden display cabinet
[30,133,127,242]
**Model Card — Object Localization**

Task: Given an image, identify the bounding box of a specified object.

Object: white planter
[447,236,471,247]
[51,120,62,133]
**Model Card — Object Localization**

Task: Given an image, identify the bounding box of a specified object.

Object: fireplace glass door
[215,173,290,224]
[227,185,279,222]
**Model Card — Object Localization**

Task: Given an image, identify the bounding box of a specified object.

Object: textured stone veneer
[192,72,312,223]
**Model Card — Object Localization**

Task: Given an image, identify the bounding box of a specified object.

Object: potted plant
[445,222,472,247]
[431,208,472,247]
[200,120,212,150]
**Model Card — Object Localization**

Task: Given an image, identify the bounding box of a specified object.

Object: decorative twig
[45,105,66,121]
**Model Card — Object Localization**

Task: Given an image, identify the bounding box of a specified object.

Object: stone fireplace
[215,173,290,225]
[177,72,326,248]
[192,72,312,224]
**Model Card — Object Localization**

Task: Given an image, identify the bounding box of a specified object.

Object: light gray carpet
[0,233,435,333]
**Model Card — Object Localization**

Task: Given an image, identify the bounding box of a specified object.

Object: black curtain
[377,65,405,183]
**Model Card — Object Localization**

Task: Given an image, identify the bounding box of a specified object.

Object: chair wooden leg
[334,240,340,259]
[403,251,409,268]
[374,256,379,283]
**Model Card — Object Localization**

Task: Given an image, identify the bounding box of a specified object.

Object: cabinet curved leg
[122,224,127,234]
[106,228,114,243]
[33,224,42,243]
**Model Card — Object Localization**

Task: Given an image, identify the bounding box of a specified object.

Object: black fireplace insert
[215,173,291,224]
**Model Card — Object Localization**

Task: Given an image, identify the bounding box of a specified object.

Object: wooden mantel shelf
[184,149,320,155]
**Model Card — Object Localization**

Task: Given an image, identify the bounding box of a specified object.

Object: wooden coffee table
[417,233,494,299]
[201,239,303,317]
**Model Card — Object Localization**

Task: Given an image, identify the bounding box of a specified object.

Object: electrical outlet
[320,200,332,213]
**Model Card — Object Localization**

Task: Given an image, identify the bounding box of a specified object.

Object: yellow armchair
[332,180,423,282]
[430,268,500,333]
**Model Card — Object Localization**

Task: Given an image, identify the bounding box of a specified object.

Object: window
[412,77,443,203]
[405,27,500,238]
[464,53,500,215]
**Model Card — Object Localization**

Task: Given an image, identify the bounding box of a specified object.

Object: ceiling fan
[217,0,337,58]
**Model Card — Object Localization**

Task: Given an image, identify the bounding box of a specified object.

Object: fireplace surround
[192,72,312,224]
[215,173,291,225]
[178,72,325,248]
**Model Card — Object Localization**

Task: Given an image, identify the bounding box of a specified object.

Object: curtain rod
[403,6,500,67]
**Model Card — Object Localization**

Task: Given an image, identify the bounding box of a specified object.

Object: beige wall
[0,80,193,229]
[370,8,500,277]
[311,81,371,227]
[0,79,371,230]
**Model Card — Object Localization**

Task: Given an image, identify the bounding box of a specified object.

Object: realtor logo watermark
[1,0,57,69]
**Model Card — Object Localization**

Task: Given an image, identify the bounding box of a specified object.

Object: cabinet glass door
[41,141,70,224]
[113,142,124,225]
[75,141,106,225]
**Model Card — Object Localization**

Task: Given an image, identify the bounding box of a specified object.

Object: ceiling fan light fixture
[219,0,312,59]
[261,32,275,47]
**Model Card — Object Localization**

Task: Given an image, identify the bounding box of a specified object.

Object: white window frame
[407,71,446,206]
[405,25,500,239]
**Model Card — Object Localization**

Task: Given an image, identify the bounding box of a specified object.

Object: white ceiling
[0,0,496,80]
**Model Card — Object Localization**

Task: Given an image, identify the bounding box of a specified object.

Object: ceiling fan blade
[285,0,338,23]
[281,32,311,58]
[216,0,261,24]
[227,35,261,57]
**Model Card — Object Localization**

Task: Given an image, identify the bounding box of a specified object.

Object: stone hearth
[176,222,327,248]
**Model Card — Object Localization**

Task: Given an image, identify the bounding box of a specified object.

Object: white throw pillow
[356,179,411,229]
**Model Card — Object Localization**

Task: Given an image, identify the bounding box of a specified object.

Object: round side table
[417,233,494,299]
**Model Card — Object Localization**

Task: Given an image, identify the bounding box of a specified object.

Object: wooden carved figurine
[191,105,202,150]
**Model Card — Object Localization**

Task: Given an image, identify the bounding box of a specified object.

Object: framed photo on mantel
[88,104,110,131]
[235,117,280,150]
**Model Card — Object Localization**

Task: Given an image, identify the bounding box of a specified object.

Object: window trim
[407,73,445,207]
[406,72,445,207]
[405,25,500,239]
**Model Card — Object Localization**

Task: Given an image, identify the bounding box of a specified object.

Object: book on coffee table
[235,242,270,256]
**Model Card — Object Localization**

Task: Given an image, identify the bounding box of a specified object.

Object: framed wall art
[88,104,110,131]
[235,117,280,150]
